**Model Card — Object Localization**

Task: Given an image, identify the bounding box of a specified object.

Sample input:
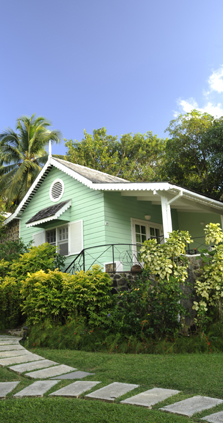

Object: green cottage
[5,156,223,272]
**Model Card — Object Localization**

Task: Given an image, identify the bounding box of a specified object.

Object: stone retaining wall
[3,219,20,242]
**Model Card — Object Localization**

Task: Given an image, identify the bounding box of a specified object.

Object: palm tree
[0,114,62,208]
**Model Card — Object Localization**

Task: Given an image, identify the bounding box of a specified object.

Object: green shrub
[0,276,22,329]
[20,265,113,326]
[10,243,65,281]
[193,223,223,329]
[105,272,188,339]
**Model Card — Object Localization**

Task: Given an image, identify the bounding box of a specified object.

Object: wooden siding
[20,167,106,269]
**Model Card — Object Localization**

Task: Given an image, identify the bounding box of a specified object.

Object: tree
[0,114,61,208]
[162,110,223,200]
[65,127,166,182]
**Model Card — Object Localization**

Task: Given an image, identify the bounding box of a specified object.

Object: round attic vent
[50,179,64,202]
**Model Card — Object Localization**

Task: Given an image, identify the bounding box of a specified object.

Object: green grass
[1,345,223,422]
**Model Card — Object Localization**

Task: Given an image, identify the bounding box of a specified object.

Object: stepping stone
[25,364,77,379]
[50,381,101,397]
[0,382,20,398]
[0,350,30,358]
[14,380,60,397]
[121,387,180,407]
[202,411,223,422]
[85,382,139,402]
[9,359,59,373]
[0,345,25,351]
[160,396,223,417]
[0,354,45,366]
[51,371,95,380]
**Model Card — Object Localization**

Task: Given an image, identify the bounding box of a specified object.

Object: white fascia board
[91,182,171,192]
[4,159,52,226]
[91,182,223,211]
[26,200,72,228]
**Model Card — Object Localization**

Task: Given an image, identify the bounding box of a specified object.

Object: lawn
[1,346,223,422]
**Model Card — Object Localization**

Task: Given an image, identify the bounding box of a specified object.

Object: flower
[107,313,111,318]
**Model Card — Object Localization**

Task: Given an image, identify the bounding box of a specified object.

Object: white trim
[26,200,72,228]
[68,219,83,255]
[49,178,65,202]
[5,157,223,226]
[131,218,163,244]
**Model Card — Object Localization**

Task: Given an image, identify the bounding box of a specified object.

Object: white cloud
[174,66,223,118]
[208,66,223,93]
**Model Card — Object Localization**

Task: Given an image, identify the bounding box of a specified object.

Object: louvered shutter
[69,220,83,255]
[33,231,45,247]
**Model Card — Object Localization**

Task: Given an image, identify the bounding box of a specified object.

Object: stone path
[1,335,223,422]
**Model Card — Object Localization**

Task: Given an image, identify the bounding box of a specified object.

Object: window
[49,179,64,202]
[46,225,68,255]
[131,218,163,260]
[33,220,83,256]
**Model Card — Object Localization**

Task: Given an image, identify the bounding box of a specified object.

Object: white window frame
[49,178,65,202]
[44,220,83,256]
[131,218,163,245]
[131,218,163,264]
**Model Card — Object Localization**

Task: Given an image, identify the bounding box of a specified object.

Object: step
[160,396,223,417]
[14,380,60,397]
[9,359,59,373]
[25,364,77,379]
[50,381,101,397]
[51,371,95,380]
[85,382,139,402]
[0,382,20,398]
[0,354,45,366]
[121,387,180,407]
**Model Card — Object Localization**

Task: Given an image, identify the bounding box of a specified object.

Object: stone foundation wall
[3,219,20,242]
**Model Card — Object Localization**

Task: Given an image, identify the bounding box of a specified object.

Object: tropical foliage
[0,114,61,207]
[193,223,223,327]
[65,127,166,182]
[163,110,223,200]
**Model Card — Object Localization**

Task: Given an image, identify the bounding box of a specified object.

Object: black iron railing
[64,236,208,274]
[65,243,144,274]
[185,236,208,255]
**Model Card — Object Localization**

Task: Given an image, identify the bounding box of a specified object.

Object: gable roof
[4,155,223,225]
[26,200,71,227]
[53,158,128,183]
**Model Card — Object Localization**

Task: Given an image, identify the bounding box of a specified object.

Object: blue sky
[1,0,223,156]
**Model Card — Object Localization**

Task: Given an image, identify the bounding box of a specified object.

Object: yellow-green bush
[20,265,113,326]
[0,276,22,329]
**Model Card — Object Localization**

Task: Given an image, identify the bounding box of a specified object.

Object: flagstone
[201,411,223,422]
[51,371,95,380]
[50,381,101,397]
[0,382,20,398]
[121,387,180,407]
[14,380,60,397]
[0,350,30,358]
[0,354,45,366]
[0,341,20,345]
[160,396,223,417]
[85,382,139,402]
[25,364,77,379]
[9,359,59,373]
[0,345,25,351]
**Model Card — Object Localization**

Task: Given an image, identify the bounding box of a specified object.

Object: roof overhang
[26,200,72,228]
[90,182,223,214]
[4,156,223,226]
